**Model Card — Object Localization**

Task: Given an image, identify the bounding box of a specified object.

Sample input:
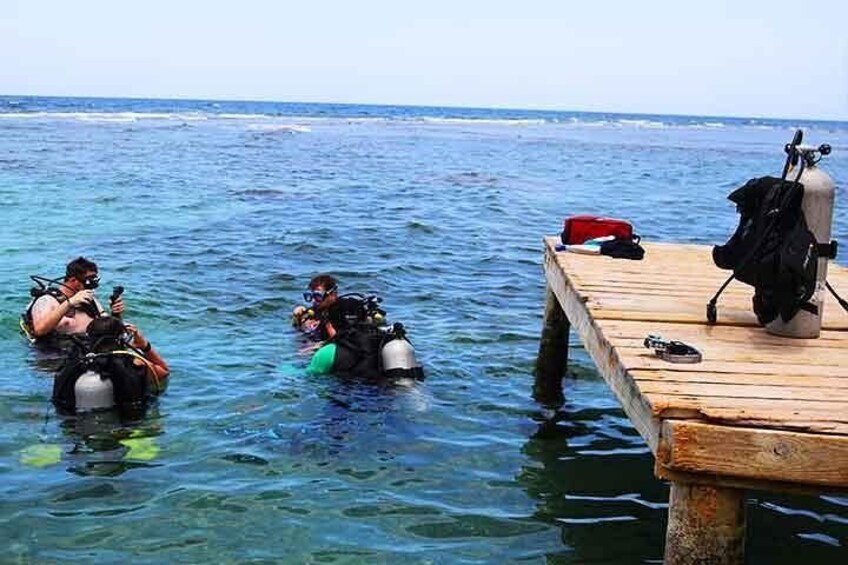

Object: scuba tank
[708,130,843,336]
[766,136,836,338]
[74,370,115,412]
[381,323,424,380]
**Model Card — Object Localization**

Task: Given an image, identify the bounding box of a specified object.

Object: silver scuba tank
[381,323,424,380]
[766,151,836,339]
[74,370,115,412]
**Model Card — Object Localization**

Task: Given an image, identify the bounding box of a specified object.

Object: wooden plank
[631,369,848,390]
[636,380,848,402]
[601,319,848,346]
[626,356,848,378]
[576,285,753,299]
[645,394,848,435]
[658,420,848,488]
[613,343,848,368]
[645,392,848,417]
[543,250,661,452]
[656,466,848,497]
[592,308,758,327]
[544,237,848,330]
[547,236,848,278]
[586,294,848,330]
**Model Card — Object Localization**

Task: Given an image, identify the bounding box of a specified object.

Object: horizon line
[2,92,846,124]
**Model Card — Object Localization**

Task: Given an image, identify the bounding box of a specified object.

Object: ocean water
[0,95,846,563]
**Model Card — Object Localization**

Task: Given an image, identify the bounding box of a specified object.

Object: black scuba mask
[82,274,100,290]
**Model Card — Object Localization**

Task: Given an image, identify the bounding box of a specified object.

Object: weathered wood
[631,369,848,390]
[664,482,746,565]
[656,465,848,498]
[545,237,848,330]
[638,381,848,402]
[658,420,848,488]
[534,286,569,406]
[601,318,848,346]
[627,356,848,378]
[541,236,848,562]
[646,396,848,435]
[612,341,848,365]
[543,247,661,451]
[543,234,848,457]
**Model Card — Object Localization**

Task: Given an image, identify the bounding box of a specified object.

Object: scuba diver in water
[292,274,424,381]
[21,257,126,352]
[52,315,170,415]
[292,274,376,341]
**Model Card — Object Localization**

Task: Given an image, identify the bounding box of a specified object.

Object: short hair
[65,257,98,281]
[86,315,125,352]
[308,274,337,292]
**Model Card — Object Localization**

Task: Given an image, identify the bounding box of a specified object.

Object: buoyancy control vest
[308,322,424,381]
[53,347,152,414]
[708,131,845,329]
[332,326,387,380]
[712,176,833,325]
[21,277,100,349]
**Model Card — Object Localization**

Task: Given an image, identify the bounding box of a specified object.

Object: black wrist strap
[141,341,152,353]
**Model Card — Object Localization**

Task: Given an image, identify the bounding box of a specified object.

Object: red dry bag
[561,215,637,245]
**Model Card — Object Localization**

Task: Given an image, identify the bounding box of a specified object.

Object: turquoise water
[1,96,846,563]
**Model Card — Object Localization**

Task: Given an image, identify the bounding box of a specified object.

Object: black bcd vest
[712,176,826,325]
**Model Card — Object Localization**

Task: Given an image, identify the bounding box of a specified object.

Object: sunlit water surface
[1,97,846,563]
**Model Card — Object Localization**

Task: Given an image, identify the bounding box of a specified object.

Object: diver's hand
[68,289,95,308]
[292,305,307,327]
[124,323,147,349]
[110,296,125,316]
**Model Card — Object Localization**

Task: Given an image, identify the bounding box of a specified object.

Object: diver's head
[305,274,338,309]
[86,315,126,352]
[65,257,100,291]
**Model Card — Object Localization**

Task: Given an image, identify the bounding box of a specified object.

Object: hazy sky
[2,0,846,120]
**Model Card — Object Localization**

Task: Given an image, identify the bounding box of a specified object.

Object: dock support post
[534,286,569,406]
[664,482,746,565]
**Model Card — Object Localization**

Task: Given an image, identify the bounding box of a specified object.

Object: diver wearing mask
[23,257,125,348]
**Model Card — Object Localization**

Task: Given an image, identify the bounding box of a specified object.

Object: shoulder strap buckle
[817,240,837,260]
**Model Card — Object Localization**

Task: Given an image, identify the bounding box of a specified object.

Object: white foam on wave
[570,118,612,128]
[218,113,274,120]
[0,111,208,122]
[77,115,138,123]
[684,121,727,129]
[416,117,546,126]
[617,118,667,129]
[246,124,312,133]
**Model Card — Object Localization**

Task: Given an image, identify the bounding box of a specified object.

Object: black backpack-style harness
[52,343,152,414]
[708,132,846,325]
[21,275,100,344]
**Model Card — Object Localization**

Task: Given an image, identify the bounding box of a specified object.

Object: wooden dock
[536,237,848,564]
